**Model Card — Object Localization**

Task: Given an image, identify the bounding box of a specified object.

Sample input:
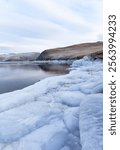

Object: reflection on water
[38,63,69,74]
[0,63,70,94]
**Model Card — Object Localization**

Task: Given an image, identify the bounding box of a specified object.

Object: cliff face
[37,41,103,60]
[0,52,40,61]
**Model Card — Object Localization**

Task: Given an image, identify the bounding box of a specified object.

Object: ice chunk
[79,94,103,150]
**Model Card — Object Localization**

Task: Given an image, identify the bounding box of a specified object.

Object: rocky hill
[37,41,103,60]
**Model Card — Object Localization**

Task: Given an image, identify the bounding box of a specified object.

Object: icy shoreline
[0,60,73,65]
[0,56,103,150]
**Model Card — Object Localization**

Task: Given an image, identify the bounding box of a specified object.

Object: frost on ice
[0,56,103,150]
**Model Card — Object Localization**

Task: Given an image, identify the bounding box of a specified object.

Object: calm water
[0,62,70,94]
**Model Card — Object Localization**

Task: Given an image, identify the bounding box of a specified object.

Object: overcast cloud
[0,0,102,53]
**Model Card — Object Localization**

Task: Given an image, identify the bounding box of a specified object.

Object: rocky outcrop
[0,52,40,61]
[37,41,103,60]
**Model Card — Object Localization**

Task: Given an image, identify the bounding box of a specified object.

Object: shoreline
[0,57,103,150]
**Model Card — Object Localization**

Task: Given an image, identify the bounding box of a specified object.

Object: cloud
[0,0,102,53]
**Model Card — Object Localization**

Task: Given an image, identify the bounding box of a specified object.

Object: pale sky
[0,0,102,53]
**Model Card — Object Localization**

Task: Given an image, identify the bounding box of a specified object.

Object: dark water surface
[0,62,70,94]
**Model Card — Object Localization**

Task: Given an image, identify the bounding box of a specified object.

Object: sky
[0,0,102,53]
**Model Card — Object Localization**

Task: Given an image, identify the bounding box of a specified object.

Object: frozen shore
[0,56,103,150]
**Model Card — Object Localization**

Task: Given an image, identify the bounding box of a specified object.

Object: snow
[0,56,103,150]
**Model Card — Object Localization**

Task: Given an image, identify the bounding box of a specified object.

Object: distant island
[0,41,103,62]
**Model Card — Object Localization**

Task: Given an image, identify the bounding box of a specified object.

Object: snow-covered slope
[0,52,40,61]
[0,56,103,150]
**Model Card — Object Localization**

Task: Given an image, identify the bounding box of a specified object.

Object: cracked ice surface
[0,56,103,150]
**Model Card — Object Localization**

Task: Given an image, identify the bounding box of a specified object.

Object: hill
[37,41,103,60]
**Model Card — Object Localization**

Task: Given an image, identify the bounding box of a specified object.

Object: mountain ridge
[0,41,103,61]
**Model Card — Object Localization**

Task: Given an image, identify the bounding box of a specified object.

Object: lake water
[0,62,70,94]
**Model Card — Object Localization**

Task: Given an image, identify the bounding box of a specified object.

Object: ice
[0,56,103,150]
[53,91,84,107]
[63,107,80,137]
[79,94,103,150]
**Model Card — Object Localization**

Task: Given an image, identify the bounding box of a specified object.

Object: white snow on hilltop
[0,56,103,150]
